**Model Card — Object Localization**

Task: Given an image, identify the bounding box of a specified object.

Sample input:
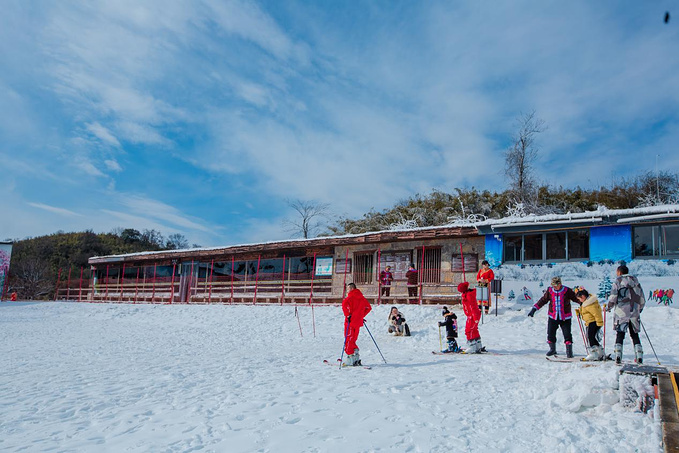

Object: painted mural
[0,243,12,298]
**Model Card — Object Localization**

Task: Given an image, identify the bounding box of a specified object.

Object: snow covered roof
[89,204,679,264]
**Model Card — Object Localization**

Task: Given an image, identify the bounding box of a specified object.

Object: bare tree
[504,111,547,204]
[166,233,190,250]
[283,199,331,239]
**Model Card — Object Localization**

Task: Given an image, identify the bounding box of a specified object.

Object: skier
[607,265,646,364]
[379,266,394,298]
[575,289,604,361]
[476,260,494,314]
[387,306,410,336]
[342,283,373,366]
[438,306,460,353]
[528,276,580,358]
[458,281,484,353]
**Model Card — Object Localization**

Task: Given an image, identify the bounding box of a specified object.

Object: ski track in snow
[1,302,673,452]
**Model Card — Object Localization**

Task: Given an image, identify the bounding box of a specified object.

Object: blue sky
[1,1,678,247]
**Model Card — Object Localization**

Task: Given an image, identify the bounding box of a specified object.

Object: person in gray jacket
[607,265,646,364]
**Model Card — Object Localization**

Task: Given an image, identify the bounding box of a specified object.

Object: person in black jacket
[438,306,460,353]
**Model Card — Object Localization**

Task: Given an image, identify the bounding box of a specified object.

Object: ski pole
[576,311,589,350]
[339,320,350,369]
[438,324,442,351]
[602,308,606,356]
[640,320,661,365]
[295,306,303,337]
[363,321,387,363]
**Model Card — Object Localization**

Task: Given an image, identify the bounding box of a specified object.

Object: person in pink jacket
[458,282,484,353]
[342,283,373,366]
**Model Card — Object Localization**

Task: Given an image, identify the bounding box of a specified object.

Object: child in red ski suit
[342,283,373,366]
[458,281,484,353]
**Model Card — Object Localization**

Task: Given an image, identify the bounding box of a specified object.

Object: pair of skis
[323,359,372,370]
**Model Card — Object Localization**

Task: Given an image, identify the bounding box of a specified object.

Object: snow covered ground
[2,301,676,452]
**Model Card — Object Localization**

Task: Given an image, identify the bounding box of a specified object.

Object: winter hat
[551,276,562,286]
[457,282,469,292]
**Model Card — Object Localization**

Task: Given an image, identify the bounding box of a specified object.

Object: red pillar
[134,267,140,304]
[308,252,317,305]
[119,263,126,303]
[280,254,286,305]
[230,256,235,305]
[253,255,261,304]
[151,263,157,303]
[78,267,84,302]
[376,249,382,305]
[342,249,349,299]
[169,262,177,304]
[105,265,110,302]
[54,268,62,301]
[419,245,425,305]
[188,260,195,304]
[66,267,72,300]
[208,259,215,304]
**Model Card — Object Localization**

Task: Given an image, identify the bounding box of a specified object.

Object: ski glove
[528,308,536,317]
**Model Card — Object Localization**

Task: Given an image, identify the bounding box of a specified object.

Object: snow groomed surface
[1,302,674,452]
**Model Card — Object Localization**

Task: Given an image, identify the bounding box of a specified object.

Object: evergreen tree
[508,289,516,301]
[598,275,613,300]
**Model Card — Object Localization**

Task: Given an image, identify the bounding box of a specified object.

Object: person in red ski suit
[342,283,373,366]
[458,281,484,353]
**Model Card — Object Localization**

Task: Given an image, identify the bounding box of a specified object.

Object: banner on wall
[315,257,333,276]
[0,242,13,298]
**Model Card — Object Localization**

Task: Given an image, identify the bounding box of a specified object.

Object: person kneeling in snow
[438,306,460,353]
[458,282,484,353]
[528,276,580,358]
[342,283,373,366]
[387,306,410,336]
[575,289,604,361]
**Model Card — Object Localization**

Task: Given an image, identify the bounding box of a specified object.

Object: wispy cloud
[28,202,83,217]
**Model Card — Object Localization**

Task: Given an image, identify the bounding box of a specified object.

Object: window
[503,235,522,262]
[502,229,590,262]
[451,253,478,273]
[546,232,566,260]
[353,252,374,284]
[634,223,679,258]
[416,248,441,283]
[524,234,542,261]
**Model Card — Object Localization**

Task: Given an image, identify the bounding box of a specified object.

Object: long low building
[67,204,679,305]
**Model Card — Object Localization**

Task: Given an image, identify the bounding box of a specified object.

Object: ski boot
[614,343,623,364]
[565,342,573,359]
[476,338,486,353]
[546,341,557,357]
[443,339,460,353]
[634,344,643,364]
[584,345,604,361]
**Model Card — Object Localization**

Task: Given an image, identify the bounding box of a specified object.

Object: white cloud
[104,159,122,172]
[28,202,82,217]
[86,122,121,147]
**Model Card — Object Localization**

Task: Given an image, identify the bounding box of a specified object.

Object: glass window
[568,230,589,260]
[524,234,543,261]
[662,224,679,257]
[546,232,566,260]
[503,235,522,262]
[634,226,657,257]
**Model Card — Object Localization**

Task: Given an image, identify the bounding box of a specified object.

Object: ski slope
[1,301,674,452]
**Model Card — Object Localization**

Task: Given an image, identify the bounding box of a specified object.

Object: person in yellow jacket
[575,289,604,361]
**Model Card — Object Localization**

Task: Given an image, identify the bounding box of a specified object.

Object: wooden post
[188,260,195,304]
[104,265,110,302]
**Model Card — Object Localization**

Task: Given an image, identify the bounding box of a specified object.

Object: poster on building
[379,252,411,280]
[315,256,333,276]
[0,242,13,298]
